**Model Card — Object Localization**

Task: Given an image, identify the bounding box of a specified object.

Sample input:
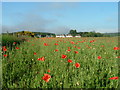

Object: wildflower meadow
[2,36,119,88]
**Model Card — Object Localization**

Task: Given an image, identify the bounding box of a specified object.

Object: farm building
[66,34,73,37]
[75,34,81,37]
[56,34,66,38]
[56,34,81,38]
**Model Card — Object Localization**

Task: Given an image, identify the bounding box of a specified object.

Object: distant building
[56,34,81,38]
[75,34,81,37]
[56,34,66,38]
[66,34,73,37]
[35,34,41,38]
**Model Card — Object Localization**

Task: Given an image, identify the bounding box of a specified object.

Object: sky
[2,2,118,34]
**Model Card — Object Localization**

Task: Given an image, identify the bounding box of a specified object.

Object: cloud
[2,2,77,34]
[96,28,118,33]
[2,13,71,34]
[47,26,70,34]
[2,13,57,32]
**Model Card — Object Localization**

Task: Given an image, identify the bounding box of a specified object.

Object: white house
[75,35,81,37]
[56,34,81,38]
[66,34,73,37]
[56,34,66,38]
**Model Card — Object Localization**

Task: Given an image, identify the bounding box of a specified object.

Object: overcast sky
[2,2,118,34]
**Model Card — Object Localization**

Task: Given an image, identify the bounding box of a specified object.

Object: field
[2,35,119,88]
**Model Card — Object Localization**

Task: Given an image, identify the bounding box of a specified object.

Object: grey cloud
[48,26,70,34]
[2,13,71,34]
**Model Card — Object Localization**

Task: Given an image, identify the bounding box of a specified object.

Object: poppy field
[2,36,119,88]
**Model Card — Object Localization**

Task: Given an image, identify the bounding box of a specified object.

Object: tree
[69,29,77,37]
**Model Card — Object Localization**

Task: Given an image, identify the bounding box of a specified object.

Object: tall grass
[2,35,31,48]
[2,37,119,88]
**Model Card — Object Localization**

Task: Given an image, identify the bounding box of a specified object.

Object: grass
[2,34,30,48]
[2,36,119,88]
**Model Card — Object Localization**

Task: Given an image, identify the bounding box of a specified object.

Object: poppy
[37,57,45,61]
[74,51,78,54]
[114,47,119,50]
[68,47,70,49]
[70,41,75,44]
[67,49,71,52]
[109,76,118,80]
[75,63,80,68]
[13,42,17,44]
[32,44,34,46]
[16,47,20,49]
[44,43,49,46]
[77,47,81,49]
[42,74,51,82]
[68,59,72,63]
[54,43,58,45]
[47,69,51,72]
[55,49,58,52]
[101,45,104,47]
[61,55,67,59]
[34,52,37,55]
[90,40,95,43]
[3,48,7,51]
[74,46,77,48]
[116,56,120,58]
[97,56,102,59]
[3,54,8,57]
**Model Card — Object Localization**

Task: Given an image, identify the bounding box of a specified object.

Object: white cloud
[96,28,118,33]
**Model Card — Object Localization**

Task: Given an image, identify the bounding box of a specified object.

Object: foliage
[2,37,119,88]
[69,30,77,36]
[77,32,104,37]
[2,34,29,48]
[16,31,34,36]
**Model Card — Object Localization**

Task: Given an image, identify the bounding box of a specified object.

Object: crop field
[2,36,120,88]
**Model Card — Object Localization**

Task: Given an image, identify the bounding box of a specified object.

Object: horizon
[2,2,118,34]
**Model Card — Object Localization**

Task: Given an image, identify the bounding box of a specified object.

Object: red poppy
[68,59,72,63]
[109,76,118,80]
[34,52,37,55]
[3,54,8,57]
[101,45,104,47]
[114,47,119,50]
[67,49,71,52]
[37,57,45,61]
[61,55,67,59]
[68,47,70,49]
[54,43,58,45]
[42,74,51,82]
[47,69,51,72]
[98,56,102,59]
[75,63,80,68]
[32,44,34,46]
[90,40,95,43]
[74,46,77,48]
[3,48,7,51]
[77,47,81,49]
[116,56,120,58]
[44,43,49,46]
[74,51,78,54]
[55,49,58,52]
[13,42,17,44]
[16,47,20,49]
[70,41,75,44]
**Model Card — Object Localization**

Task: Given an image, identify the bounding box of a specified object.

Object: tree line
[69,29,109,37]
